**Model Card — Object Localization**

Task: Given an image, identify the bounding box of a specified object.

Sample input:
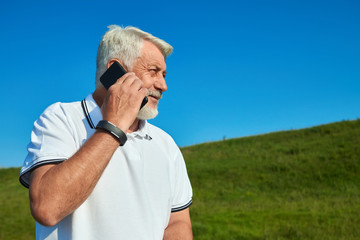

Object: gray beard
[137,102,159,120]
[137,90,162,120]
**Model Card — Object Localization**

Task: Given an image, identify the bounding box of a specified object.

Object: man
[19,25,193,240]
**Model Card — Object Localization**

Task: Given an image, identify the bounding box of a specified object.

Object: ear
[107,59,128,71]
[107,59,119,69]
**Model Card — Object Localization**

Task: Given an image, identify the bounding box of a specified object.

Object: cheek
[139,75,154,88]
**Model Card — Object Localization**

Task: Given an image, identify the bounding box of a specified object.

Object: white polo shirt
[20,94,193,240]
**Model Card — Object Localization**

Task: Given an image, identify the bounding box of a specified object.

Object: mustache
[147,90,162,99]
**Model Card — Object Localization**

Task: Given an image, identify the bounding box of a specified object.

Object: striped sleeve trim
[19,159,66,188]
[171,199,193,212]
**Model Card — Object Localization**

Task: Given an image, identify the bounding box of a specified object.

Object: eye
[149,67,166,78]
[149,68,157,74]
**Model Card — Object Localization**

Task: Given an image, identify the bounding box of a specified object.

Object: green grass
[183,119,360,239]
[1,119,359,239]
[0,168,35,239]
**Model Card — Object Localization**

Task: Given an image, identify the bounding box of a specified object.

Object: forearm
[29,130,119,226]
[163,209,193,240]
[163,221,193,240]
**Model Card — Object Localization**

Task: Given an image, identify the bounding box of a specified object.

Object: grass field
[1,119,359,239]
[0,168,34,240]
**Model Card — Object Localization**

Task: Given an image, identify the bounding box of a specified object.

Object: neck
[92,88,140,133]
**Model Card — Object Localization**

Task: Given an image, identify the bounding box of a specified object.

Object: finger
[122,74,144,91]
[129,77,144,92]
[138,87,149,97]
[111,72,135,88]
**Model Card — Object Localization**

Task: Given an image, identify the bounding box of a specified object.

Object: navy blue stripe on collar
[81,99,95,129]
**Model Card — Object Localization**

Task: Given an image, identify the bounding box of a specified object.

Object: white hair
[95,25,173,88]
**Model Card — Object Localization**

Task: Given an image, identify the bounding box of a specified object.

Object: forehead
[140,41,166,68]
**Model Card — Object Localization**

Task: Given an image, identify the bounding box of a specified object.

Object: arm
[163,208,193,240]
[29,72,148,227]
[29,131,119,226]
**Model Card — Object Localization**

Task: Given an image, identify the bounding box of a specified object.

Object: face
[131,41,167,118]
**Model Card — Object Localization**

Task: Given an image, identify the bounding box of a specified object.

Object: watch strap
[95,120,127,146]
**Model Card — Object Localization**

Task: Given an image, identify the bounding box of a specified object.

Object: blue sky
[0,0,359,167]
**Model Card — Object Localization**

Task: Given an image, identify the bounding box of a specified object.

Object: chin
[137,105,159,120]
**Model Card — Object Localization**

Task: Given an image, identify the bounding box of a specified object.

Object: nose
[154,76,167,92]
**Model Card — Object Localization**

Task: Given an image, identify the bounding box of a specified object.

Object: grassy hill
[1,119,359,239]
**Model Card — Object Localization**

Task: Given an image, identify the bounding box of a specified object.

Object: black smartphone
[100,61,148,109]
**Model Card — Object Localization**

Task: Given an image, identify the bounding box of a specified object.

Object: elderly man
[20,25,193,240]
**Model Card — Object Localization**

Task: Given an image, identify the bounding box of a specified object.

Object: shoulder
[41,100,83,118]
[33,99,86,143]
[37,100,85,128]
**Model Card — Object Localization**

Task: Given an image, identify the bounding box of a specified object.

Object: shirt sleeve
[19,103,77,188]
[171,148,193,212]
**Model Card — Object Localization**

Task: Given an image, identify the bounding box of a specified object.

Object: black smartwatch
[95,120,127,146]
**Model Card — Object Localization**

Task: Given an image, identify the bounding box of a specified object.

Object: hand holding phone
[100,61,148,109]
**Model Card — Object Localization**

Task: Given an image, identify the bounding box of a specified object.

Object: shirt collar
[82,93,152,140]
